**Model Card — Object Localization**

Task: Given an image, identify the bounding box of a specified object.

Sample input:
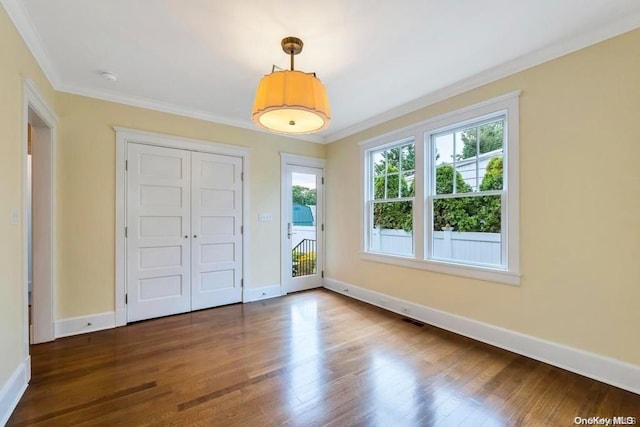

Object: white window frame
[365,137,416,257]
[360,91,520,285]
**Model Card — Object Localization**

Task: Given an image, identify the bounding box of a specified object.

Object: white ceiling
[4,0,640,143]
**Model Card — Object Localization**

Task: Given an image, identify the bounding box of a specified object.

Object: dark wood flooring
[8,289,640,426]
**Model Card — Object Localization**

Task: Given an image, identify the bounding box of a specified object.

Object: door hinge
[321,224,324,232]
[322,177,324,185]
[125,160,128,171]
[240,225,243,234]
[321,271,324,278]
[241,172,244,181]
[241,278,244,287]
[125,293,128,304]
[125,226,128,238]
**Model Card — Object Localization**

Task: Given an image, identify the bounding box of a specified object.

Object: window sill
[359,251,521,286]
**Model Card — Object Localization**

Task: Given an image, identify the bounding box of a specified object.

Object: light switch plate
[258,213,272,221]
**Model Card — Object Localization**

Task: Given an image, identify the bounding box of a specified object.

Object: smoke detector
[100,71,118,82]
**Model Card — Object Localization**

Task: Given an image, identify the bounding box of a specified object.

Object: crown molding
[324,12,640,143]
[1,0,324,144]
[57,83,326,144]
[1,0,60,87]
[4,0,639,145]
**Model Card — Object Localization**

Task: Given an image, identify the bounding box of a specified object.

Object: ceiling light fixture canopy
[252,37,331,134]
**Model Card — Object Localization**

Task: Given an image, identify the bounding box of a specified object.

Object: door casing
[280,153,326,294]
[22,79,57,347]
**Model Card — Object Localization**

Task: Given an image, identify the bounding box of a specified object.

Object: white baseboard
[54,311,116,338]
[323,277,640,395]
[243,284,283,303]
[0,356,30,426]
[55,287,286,338]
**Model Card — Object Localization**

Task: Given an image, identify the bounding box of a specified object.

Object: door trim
[115,127,250,326]
[280,153,326,294]
[22,79,57,348]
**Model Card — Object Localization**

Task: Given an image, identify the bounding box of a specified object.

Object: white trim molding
[323,278,640,395]
[0,356,30,426]
[61,85,325,144]
[323,13,640,143]
[113,127,252,157]
[359,252,520,286]
[54,312,116,338]
[1,0,61,87]
[6,0,640,145]
[22,78,57,349]
[115,127,251,326]
[23,80,58,125]
[360,92,520,285]
[280,153,327,294]
[357,91,521,149]
[280,153,327,169]
[243,284,283,303]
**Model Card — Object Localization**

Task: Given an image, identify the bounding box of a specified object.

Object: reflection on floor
[8,289,640,426]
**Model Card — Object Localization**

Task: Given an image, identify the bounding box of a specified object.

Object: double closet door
[126,143,243,322]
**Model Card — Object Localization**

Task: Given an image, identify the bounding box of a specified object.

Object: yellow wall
[3,0,638,396]
[0,8,55,385]
[55,93,326,319]
[326,29,640,366]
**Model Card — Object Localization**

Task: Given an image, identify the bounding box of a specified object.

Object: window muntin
[368,141,415,256]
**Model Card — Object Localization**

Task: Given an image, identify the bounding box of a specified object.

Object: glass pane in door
[291,172,317,278]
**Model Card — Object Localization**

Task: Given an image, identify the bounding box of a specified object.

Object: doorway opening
[23,81,56,346]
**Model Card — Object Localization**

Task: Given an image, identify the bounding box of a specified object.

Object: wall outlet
[258,213,272,221]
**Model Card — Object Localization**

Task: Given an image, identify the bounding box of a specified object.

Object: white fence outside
[371,228,501,265]
[371,228,413,256]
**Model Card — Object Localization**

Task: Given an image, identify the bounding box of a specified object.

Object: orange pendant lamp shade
[252,37,331,134]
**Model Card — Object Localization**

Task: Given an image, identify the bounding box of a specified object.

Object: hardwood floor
[8,289,640,426]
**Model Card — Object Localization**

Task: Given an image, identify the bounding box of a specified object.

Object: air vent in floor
[402,318,424,327]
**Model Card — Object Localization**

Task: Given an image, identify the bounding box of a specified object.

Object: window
[430,117,504,267]
[362,92,520,285]
[368,140,415,256]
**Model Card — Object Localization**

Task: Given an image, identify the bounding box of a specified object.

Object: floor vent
[402,318,425,327]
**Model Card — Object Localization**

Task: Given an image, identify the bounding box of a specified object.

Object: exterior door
[191,152,243,310]
[282,164,324,293]
[126,143,192,322]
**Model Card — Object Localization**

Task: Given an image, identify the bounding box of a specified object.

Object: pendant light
[252,37,331,134]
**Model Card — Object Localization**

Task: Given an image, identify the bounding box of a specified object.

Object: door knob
[287,223,296,239]
[193,235,197,238]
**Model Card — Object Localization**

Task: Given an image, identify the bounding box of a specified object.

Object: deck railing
[292,239,316,277]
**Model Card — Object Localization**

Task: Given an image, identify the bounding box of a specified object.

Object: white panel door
[127,143,192,322]
[191,152,243,310]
